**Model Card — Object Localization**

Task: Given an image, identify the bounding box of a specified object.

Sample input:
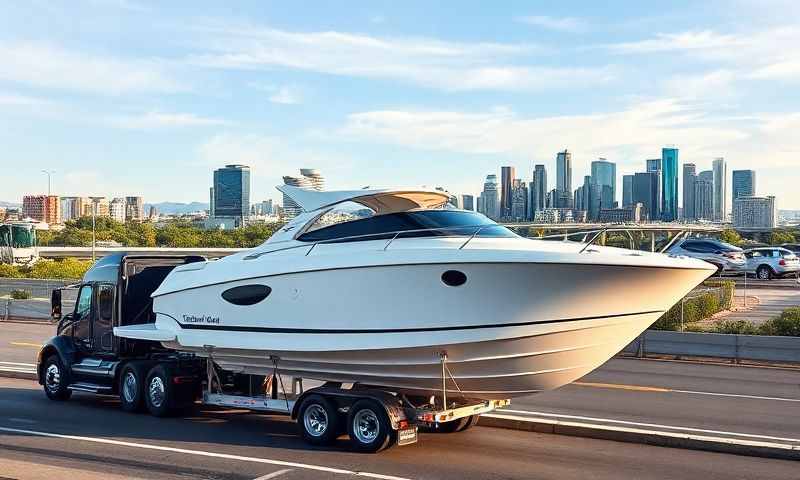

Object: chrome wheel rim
[45,364,60,393]
[353,409,379,444]
[148,376,165,408]
[122,371,138,403]
[303,404,328,437]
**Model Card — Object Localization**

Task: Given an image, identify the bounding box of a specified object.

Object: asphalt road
[2,377,799,480]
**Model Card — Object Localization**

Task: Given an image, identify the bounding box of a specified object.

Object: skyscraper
[712,157,726,222]
[622,175,634,207]
[646,159,661,173]
[733,196,776,230]
[461,194,474,211]
[682,163,697,221]
[125,196,144,221]
[110,198,126,223]
[694,170,714,221]
[632,172,660,221]
[591,158,616,209]
[556,150,572,208]
[282,168,324,219]
[213,164,251,225]
[479,174,499,220]
[510,179,528,221]
[661,147,679,221]
[500,166,515,219]
[732,170,756,201]
[532,164,547,215]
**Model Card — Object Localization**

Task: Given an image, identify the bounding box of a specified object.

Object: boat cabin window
[297,210,517,243]
[303,202,376,234]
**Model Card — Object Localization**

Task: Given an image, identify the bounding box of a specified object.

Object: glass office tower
[661,147,679,221]
[213,164,251,222]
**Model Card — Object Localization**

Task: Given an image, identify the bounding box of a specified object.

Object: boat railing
[244,224,502,260]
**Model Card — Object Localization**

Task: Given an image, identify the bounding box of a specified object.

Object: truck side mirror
[51,289,62,320]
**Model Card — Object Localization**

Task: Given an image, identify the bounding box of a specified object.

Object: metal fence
[623,330,800,363]
[0,277,79,299]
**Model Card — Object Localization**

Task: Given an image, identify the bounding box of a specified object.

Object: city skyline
[3,2,800,208]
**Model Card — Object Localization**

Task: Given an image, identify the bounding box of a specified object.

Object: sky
[2,0,800,208]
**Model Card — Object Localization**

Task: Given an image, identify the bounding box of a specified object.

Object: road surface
[1,377,798,480]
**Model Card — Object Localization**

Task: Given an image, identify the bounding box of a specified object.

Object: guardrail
[0,277,78,298]
[623,330,800,364]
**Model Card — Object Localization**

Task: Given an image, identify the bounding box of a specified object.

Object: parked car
[744,247,800,279]
[781,243,800,255]
[668,239,746,274]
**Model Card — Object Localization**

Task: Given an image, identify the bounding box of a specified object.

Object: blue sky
[2,0,799,208]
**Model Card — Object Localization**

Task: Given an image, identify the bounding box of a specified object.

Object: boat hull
[120,260,712,400]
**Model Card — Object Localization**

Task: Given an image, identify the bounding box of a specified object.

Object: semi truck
[38,253,507,452]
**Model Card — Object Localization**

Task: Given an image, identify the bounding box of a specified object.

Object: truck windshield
[297,210,516,243]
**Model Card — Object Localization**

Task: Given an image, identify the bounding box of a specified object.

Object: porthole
[221,284,272,306]
[441,270,467,287]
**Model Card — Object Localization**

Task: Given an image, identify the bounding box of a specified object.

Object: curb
[478,413,800,461]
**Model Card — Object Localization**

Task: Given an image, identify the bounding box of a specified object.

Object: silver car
[668,239,746,274]
[744,247,800,280]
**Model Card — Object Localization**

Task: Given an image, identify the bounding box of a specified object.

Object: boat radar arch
[276,185,450,215]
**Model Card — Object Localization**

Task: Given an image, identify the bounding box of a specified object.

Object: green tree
[719,229,742,246]
[769,231,796,245]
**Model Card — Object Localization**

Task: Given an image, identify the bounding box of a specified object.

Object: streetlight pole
[41,170,55,196]
[91,201,97,263]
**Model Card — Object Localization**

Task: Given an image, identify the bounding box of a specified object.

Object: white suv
[668,239,746,274]
[744,247,800,280]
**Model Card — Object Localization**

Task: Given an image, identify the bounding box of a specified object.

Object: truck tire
[119,362,148,412]
[145,364,176,417]
[347,399,395,453]
[297,394,340,446]
[42,355,72,401]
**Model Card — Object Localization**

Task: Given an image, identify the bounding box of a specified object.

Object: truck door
[72,284,94,352]
[93,284,114,352]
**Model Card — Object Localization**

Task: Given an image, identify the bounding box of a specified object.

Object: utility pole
[91,200,97,263]
[41,170,55,196]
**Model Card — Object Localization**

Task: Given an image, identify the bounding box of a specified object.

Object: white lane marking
[0,426,411,480]
[0,362,36,367]
[0,367,36,373]
[254,469,293,480]
[670,389,800,403]
[498,409,800,444]
[484,413,800,451]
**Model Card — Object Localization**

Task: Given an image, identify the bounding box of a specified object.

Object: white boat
[115,185,715,400]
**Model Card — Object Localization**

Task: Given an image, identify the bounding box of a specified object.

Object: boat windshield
[297,210,516,243]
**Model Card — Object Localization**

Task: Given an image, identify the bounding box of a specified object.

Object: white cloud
[606,30,742,54]
[516,15,586,33]
[0,92,52,107]
[109,111,229,129]
[0,42,183,95]
[269,86,301,105]
[187,24,613,91]
[749,59,800,80]
[663,70,737,100]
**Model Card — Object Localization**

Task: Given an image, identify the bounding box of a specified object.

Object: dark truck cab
[38,253,205,413]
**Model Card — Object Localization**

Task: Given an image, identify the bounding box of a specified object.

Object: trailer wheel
[42,355,72,401]
[347,399,394,453]
[457,414,479,431]
[145,364,176,417]
[119,362,148,412]
[431,416,470,433]
[297,394,340,446]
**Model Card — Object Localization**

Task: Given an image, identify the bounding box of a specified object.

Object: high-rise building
[213,164,251,224]
[661,147,679,221]
[209,187,215,219]
[694,170,714,221]
[632,172,660,221]
[282,168,324,219]
[531,164,547,215]
[90,197,110,217]
[461,194,474,211]
[591,158,616,209]
[60,196,89,222]
[733,196,776,230]
[712,157,726,222]
[110,198,126,223]
[556,150,572,208]
[125,196,144,221]
[510,180,528,221]
[622,175,634,207]
[682,163,697,221]
[23,195,60,224]
[479,174,499,220]
[500,166,515,219]
[732,170,756,201]
[646,159,661,173]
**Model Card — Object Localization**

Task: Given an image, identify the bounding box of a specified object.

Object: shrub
[703,280,735,310]
[759,308,800,337]
[714,319,760,335]
[10,289,31,300]
[0,263,23,278]
[21,258,91,280]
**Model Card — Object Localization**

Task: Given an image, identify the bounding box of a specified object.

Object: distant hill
[0,201,21,209]
[145,202,209,215]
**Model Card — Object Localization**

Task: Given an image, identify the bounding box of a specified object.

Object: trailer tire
[42,355,72,401]
[457,414,479,431]
[297,394,340,446]
[119,362,148,412]
[145,364,176,417]
[432,416,470,433]
[347,399,394,453]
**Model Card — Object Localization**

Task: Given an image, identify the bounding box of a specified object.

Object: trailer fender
[291,386,409,430]
[36,336,76,385]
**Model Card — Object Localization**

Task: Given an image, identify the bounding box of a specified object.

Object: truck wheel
[297,394,340,446]
[145,364,176,417]
[347,399,394,453]
[119,362,147,412]
[42,355,72,401]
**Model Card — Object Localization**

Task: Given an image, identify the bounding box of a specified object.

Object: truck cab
[38,253,205,406]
